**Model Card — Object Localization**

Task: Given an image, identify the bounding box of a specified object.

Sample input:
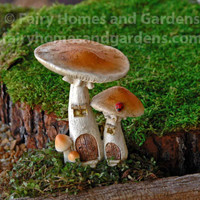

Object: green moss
[0,0,200,145]
[1,142,160,199]
[0,4,31,38]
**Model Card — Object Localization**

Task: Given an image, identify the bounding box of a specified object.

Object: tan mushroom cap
[68,151,80,162]
[91,86,144,118]
[55,134,72,152]
[34,39,129,83]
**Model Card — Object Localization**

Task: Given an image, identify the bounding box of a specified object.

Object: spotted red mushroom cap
[91,86,144,118]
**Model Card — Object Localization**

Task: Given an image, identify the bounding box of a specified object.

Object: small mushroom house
[34,39,129,167]
[91,86,144,166]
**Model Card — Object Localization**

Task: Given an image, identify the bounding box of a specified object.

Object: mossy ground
[0,142,160,199]
[0,1,200,144]
[0,1,200,198]
[0,4,31,38]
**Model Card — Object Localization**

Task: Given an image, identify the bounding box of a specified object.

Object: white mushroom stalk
[64,78,103,167]
[104,114,128,166]
[63,148,72,163]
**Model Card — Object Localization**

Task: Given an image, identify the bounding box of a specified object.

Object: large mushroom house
[91,86,144,166]
[34,39,129,167]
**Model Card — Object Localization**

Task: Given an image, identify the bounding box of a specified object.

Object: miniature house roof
[34,39,130,83]
[91,86,144,118]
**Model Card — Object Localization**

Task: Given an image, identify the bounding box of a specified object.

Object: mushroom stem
[67,82,103,167]
[63,149,71,163]
[104,115,128,166]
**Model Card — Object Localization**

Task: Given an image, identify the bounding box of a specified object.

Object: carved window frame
[71,104,88,117]
[105,123,116,135]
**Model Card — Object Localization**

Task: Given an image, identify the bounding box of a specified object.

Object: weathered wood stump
[21,173,200,200]
[0,83,68,149]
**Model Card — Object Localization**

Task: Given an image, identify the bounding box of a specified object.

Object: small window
[71,104,88,117]
[106,123,116,135]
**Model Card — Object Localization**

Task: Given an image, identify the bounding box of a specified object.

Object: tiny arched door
[105,143,121,160]
[75,133,98,161]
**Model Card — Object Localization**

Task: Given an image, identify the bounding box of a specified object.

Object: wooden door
[75,134,98,161]
[105,143,121,160]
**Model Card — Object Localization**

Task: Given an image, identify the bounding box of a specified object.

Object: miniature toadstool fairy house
[34,39,129,167]
[91,86,144,166]
[55,134,72,163]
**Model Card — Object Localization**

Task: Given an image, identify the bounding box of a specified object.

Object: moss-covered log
[1,0,200,146]
[1,81,200,175]
[0,4,31,38]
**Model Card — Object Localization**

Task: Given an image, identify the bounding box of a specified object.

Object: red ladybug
[115,102,124,112]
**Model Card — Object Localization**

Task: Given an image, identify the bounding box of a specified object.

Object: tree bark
[142,131,200,175]
[0,82,68,149]
[25,173,200,200]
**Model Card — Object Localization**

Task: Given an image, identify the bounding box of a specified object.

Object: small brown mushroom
[55,134,72,163]
[68,151,80,163]
[91,86,144,166]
